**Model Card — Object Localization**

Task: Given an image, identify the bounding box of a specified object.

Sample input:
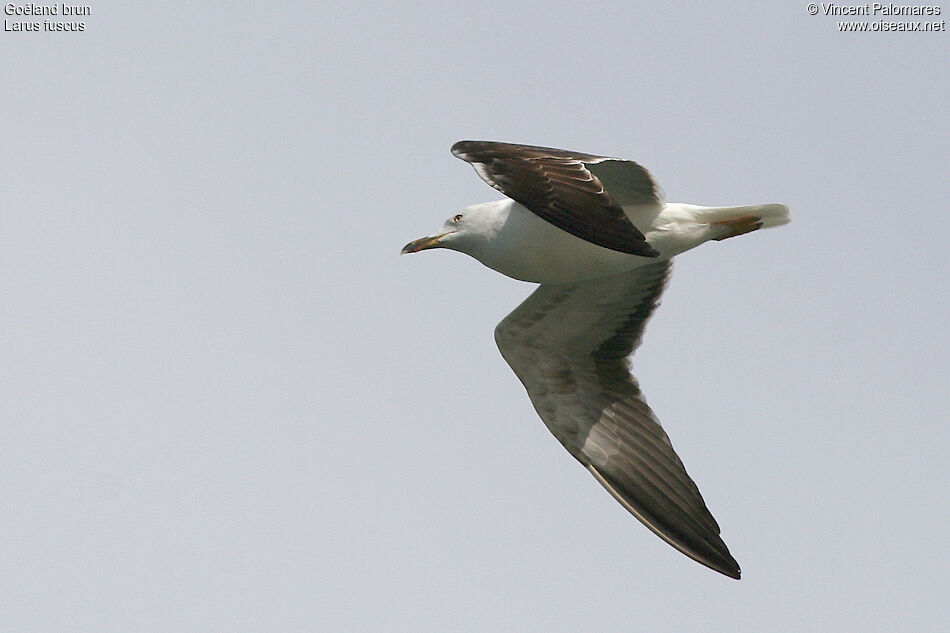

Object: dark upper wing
[494,261,741,579]
[452,141,661,257]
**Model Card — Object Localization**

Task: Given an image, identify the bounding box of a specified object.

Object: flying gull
[402,141,789,579]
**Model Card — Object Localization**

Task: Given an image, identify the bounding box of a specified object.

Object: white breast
[469,201,717,284]
[469,201,647,283]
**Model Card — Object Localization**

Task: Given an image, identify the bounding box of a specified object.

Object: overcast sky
[1,1,948,631]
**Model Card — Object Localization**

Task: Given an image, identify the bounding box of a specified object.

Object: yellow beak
[401,233,449,254]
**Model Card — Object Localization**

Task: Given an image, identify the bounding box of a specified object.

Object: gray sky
[2,1,948,631]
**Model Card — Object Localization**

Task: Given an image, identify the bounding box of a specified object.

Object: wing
[452,140,661,257]
[494,261,741,579]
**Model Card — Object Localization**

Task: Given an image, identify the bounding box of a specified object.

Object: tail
[696,203,790,241]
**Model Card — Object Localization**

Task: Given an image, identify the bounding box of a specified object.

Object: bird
[402,141,789,579]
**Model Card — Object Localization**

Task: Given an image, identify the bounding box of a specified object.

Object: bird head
[400,212,466,255]
[401,202,505,258]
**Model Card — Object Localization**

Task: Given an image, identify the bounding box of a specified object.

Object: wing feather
[494,261,741,579]
[452,141,661,257]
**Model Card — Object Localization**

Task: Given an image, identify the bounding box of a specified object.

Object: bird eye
[452,214,463,223]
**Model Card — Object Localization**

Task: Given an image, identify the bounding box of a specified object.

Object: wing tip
[451,140,479,159]
[586,464,742,580]
[599,240,660,258]
[638,243,661,258]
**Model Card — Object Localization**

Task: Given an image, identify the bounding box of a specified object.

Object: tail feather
[700,203,790,229]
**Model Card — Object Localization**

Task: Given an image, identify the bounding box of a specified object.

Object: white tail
[678,203,789,242]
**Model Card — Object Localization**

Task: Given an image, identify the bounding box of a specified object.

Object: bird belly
[478,203,652,284]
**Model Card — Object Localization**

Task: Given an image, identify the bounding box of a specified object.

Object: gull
[402,141,789,578]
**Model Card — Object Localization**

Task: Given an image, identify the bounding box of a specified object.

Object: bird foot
[711,215,764,241]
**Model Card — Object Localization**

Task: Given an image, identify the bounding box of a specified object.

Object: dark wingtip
[603,240,660,257]
[451,140,477,158]
[719,559,742,580]
[699,546,741,580]
[687,544,741,580]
